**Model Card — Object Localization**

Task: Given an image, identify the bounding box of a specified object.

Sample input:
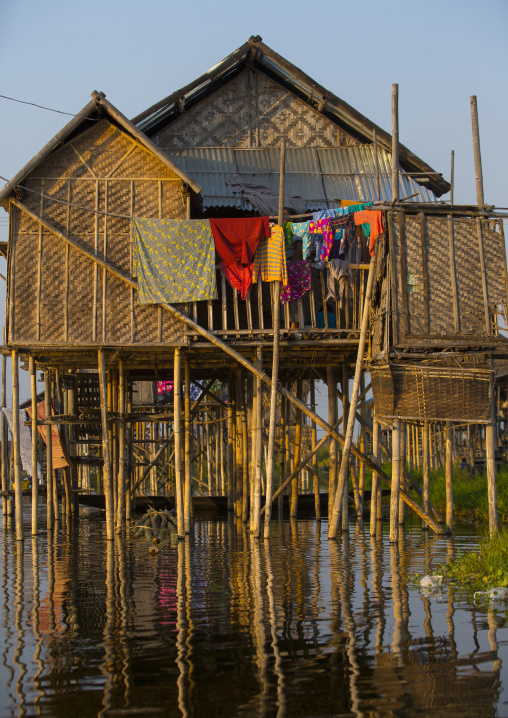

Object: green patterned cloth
[132,218,217,304]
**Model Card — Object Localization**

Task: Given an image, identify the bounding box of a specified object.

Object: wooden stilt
[370,411,380,537]
[1,353,12,517]
[241,372,249,523]
[422,422,430,531]
[399,422,406,526]
[234,372,244,518]
[126,393,133,522]
[116,359,126,530]
[251,347,263,537]
[263,139,285,540]
[390,419,401,543]
[445,421,453,534]
[11,350,23,541]
[29,357,38,536]
[359,374,366,507]
[486,401,498,534]
[310,380,320,521]
[327,367,338,523]
[227,380,234,512]
[174,347,184,538]
[184,358,192,533]
[290,378,303,518]
[341,361,349,532]
[98,350,114,540]
[44,371,54,530]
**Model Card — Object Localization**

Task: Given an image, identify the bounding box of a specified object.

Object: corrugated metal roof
[163,145,438,210]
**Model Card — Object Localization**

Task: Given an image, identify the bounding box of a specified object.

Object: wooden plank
[476,217,491,334]
[397,211,410,337]
[419,212,430,334]
[448,215,461,333]
[320,271,328,328]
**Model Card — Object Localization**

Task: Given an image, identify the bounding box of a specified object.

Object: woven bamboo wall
[155,69,358,149]
[390,211,506,340]
[10,119,187,346]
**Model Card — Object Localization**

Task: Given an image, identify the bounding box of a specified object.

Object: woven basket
[370,363,492,422]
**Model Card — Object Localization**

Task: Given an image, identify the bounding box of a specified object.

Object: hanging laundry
[337,201,374,216]
[312,208,337,221]
[157,381,173,394]
[329,214,357,257]
[221,261,253,300]
[341,199,362,207]
[224,174,305,216]
[291,220,313,259]
[283,222,293,250]
[353,210,384,256]
[281,261,312,304]
[326,259,353,308]
[132,218,217,304]
[252,225,288,285]
[209,217,269,267]
[309,218,335,262]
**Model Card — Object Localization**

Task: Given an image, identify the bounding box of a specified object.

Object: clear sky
[0,0,507,402]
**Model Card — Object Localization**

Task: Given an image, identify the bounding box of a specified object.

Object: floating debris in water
[474,587,508,605]
[133,507,178,551]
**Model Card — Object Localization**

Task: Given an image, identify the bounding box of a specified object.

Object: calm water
[0,502,507,718]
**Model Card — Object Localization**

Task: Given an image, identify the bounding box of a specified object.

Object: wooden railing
[183,264,370,340]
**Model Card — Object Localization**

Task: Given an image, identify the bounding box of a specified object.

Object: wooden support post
[399,422,406,526]
[450,150,455,206]
[174,347,184,538]
[98,350,114,541]
[234,372,244,518]
[359,374,366,506]
[264,138,285,540]
[44,371,54,530]
[470,96,485,206]
[290,378,303,518]
[251,347,263,537]
[486,400,498,534]
[126,394,133,522]
[370,411,380,537]
[422,422,430,531]
[311,380,320,521]
[373,128,380,201]
[227,380,234,512]
[1,353,12,517]
[29,357,38,536]
[184,358,192,533]
[445,421,454,534]
[116,358,126,529]
[341,361,349,532]
[241,373,249,523]
[390,419,401,542]
[11,350,23,541]
[391,83,399,201]
[327,367,338,524]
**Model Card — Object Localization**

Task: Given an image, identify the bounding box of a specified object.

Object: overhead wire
[0,94,98,120]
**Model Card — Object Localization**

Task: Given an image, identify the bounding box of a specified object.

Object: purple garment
[280,261,312,305]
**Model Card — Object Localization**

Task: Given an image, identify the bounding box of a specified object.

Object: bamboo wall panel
[156,69,357,149]
[392,214,503,339]
[10,119,186,346]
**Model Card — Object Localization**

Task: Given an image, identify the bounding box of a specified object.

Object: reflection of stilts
[13,542,27,715]
[2,529,15,707]
[98,540,115,718]
[176,542,189,718]
[31,538,45,707]
[250,535,269,715]
[264,544,286,718]
[370,536,385,655]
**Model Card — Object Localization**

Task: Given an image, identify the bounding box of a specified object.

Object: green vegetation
[444,529,508,592]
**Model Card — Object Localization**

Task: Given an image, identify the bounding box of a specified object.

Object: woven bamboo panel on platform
[156,68,357,149]
[10,118,186,346]
[370,363,492,422]
[393,212,504,339]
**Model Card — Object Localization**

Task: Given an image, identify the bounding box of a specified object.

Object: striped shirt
[252,225,288,285]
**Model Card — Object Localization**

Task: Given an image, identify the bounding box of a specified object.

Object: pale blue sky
[0,0,507,401]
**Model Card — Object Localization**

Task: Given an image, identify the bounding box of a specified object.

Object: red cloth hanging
[210,217,270,267]
[220,262,253,300]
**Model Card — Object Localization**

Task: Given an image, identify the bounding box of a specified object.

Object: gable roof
[133,36,450,198]
[0,91,201,209]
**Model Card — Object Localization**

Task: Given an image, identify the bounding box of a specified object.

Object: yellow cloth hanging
[252,225,288,285]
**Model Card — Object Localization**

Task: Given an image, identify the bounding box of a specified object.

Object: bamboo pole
[486,401,498,534]
[44,371,54,530]
[399,422,406,526]
[450,150,455,206]
[29,357,38,535]
[227,380,234,512]
[373,128,380,201]
[327,367,338,523]
[116,359,126,529]
[470,96,485,206]
[290,378,303,518]
[11,350,23,541]
[174,347,184,538]
[329,247,378,539]
[98,350,114,541]
[241,373,249,523]
[1,353,11,517]
[370,411,380,537]
[422,422,430,531]
[390,419,401,542]
[391,84,399,201]
[264,139,285,540]
[341,361,349,532]
[445,421,453,534]
[310,381,320,521]
[251,347,263,537]
[184,358,192,533]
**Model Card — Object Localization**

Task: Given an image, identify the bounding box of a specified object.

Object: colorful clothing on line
[312,208,337,221]
[157,381,173,394]
[309,218,335,261]
[281,261,312,304]
[341,199,362,207]
[132,218,217,304]
[354,210,384,256]
[156,381,204,401]
[221,261,253,300]
[291,220,313,259]
[209,217,269,267]
[336,201,374,216]
[283,222,293,250]
[252,225,288,285]
[326,259,352,308]
[329,214,357,257]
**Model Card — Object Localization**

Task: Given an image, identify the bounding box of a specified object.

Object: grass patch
[444,529,508,592]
